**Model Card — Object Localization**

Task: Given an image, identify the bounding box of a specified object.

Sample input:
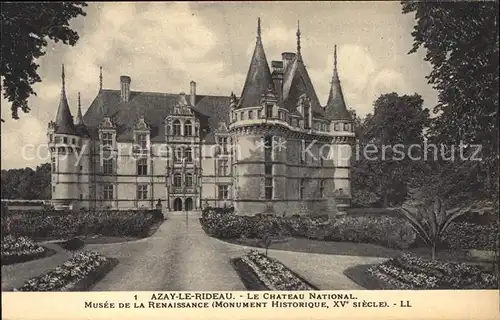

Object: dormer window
[184,120,193,136]
[136,133,147,149]
[173,120,181,135]
[102,132,113,146]
[265,104,273,118]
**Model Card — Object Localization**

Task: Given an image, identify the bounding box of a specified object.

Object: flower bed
[1,235,53,265]
[366,253,498,289]
[233,250,316,290]
[14,251,118,291]
[2,209,163,240]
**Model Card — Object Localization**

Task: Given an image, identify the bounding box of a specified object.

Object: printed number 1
[134,295,137,300]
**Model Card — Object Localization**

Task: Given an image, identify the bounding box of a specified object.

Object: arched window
[185,173,193,187]
[173,120,181,135]
[173,173,182,187]
[184,120,192,136]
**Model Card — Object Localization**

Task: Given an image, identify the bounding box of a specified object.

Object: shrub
[2,209,162,239]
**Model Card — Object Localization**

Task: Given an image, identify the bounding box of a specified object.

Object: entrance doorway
[173,198,182,211]
[185,197,193,211]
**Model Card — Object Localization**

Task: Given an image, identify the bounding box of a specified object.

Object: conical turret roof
[237,18,274,108]
[324,46,351,121]
[54,64,78,135]
[75,92,90,137]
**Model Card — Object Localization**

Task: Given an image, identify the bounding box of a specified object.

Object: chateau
[47,20,355,216]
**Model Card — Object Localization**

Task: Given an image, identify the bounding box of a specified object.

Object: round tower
[229,18,283,216]
[324,45,356,212]
[47,65,83,211]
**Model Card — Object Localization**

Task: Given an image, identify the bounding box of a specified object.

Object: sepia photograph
[1,1,498,312]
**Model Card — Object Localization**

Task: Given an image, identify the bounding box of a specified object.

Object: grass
[224,236,495,265]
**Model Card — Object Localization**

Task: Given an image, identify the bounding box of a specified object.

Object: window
[137,133,147,149]
[334,123,341,131]
[249,110,253,119]
[102,132,113,146]
[344,123,351,132]
[218,137,228,154]
[299,179,305,199]
[264,164,272,175]
[137,184,148,200]
[264,135,273,200]
[52,186,56,193]
[218,185,229,200]
[184,147,193,163]
[304,104,310,129]
[278,111,282,120]
[185,173,193,187]
[55,136,61,143]
[63,137,68,144]
[72,138,76,145]
[266,104,273,118]
[173,120,181,135]
[184,120,192,136]
[103,184,113,200]
[49,134,53,143]
[103,158,113,175]
[264,136,272,161]
[174,147,183,163]
[319,180,325,198]
[173,173,182,187]
[265,177,273,200]
[51,157,56,172]
[234,113,238,121]
[299,143,305,165]
[194,124,199,136]
[257,110,262,118]
[218,159,229,176]
[137,158,148,176]
[240,112,244,120]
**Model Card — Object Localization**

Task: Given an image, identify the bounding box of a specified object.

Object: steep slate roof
[324,46,352,121]
[82,90,230,144]
[74,92,90,137]
[54,65,78,135]
[281,54,325,118]
[237,18,274,108]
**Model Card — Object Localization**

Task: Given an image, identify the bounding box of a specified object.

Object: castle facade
[48,20,355,216]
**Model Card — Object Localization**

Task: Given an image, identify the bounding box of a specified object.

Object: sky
[0,1,438,170]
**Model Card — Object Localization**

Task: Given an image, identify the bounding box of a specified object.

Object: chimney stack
[281,52,296,72]
[120,75,131,103]
[190,81,196,106]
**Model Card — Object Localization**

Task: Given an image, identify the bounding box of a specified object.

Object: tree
[1,2,87,120]
[402,1,499,197]
[351,93,430,207]
[400,193,488,260]
[1,164,51,199]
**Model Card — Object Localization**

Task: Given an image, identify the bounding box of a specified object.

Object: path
[89,212,386,291]
[2,212,388,291]
[1,243,72,291]
[88,212,246,291]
